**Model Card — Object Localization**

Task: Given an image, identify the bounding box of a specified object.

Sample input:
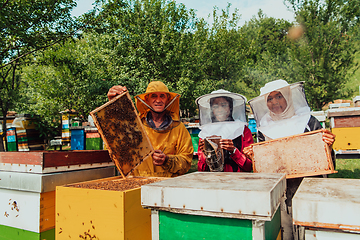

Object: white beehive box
[142,172,286,219]
[293,178,360,239]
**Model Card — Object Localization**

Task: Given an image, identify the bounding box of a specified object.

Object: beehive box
[0,150,114,173]
[252,130,336,178]
[328,107,360,151]
[56,175,164,240]
[70,127,85,150]
[56,93,163,240]
[13,114,45,151]
[293,178,360,239]
[6,127,17,152]
[0,167,115,240]
[142,172,286,240]
[85,127,103,150]
[90,91,154,177]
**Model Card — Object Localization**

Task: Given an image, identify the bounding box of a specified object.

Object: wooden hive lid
[90,91,154,178]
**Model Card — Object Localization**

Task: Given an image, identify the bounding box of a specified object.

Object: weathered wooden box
[0,167,115,240]
[56,175,163,240]
[252,130,336,178]
[0,150,114,173]
[293,178,360,239]
[90,91,153,177]
[142,172,286,240]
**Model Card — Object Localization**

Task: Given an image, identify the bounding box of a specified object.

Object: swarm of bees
[70,178,161,191]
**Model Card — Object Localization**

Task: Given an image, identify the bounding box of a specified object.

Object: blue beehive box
[70,127,85,150]
[248,118,257,134]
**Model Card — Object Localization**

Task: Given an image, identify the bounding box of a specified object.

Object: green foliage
[3,0,360,144]
[0,0,79,147]
[238,11,293,98]
[286,0,360,110]
[18,33,118,138]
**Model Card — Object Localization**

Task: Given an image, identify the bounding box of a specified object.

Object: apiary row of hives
[0,150,115,240]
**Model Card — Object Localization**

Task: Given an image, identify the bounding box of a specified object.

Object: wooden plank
[0,152,44,165]
[333,116,360,128]
[327,108,360,117]
[0,189,41,233]
[39,191,55,232]
[0,167,115,192]
[0,151,112,173]
[90,91,154,177]
[56,186,125,240]
[124,186,152,239]
[252,130,335,178]
[158,211,253,240]
[141,172,286,219]
[42,150,111,168]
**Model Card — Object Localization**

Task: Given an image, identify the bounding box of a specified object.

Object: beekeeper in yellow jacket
[107,81,194,177]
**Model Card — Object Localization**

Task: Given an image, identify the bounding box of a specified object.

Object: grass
[188,157,360,179]
[329,158,360,179]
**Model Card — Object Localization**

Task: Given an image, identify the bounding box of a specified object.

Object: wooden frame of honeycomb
[90,91,154,177]
[252,129,337,178]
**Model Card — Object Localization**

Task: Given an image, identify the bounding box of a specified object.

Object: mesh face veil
[248,80,311,140]
[196,89,248,140]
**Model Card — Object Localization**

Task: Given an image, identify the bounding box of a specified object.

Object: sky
[71,0,296,25]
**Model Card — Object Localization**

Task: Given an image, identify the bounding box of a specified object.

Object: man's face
[267,91,287,114]
[147,92,169,112]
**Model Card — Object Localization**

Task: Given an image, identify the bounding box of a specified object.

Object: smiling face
[146,92,169,112]
[266,91,288,114]
[211,97,231,122]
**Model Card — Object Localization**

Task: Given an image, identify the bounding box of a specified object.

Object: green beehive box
[142,172,286,240]
[85,127,103,150]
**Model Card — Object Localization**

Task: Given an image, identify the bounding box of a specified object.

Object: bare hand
[107,85,127,101]
[152,149,168,166]
[220,139,235,152]
[322,129,335,147]
[243,146,254,160]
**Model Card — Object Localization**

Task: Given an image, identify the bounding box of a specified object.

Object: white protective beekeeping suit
[248,80,311,141]
[196,89,248,140]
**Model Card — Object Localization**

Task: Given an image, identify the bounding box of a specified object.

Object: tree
[0,0,79,150]
[19,33,118,141]
[238,11,293,99]
[286,0,360,110]
[91,0,207,114]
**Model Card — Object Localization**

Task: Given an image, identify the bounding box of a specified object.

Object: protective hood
[248,80,311,140]
[196,89,248,140]
[135,81,180,121]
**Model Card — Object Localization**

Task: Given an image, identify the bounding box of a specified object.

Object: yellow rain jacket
[132,81,194,177]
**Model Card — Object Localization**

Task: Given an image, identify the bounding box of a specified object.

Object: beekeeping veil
[248,80,311,140]
[196,89,248,140]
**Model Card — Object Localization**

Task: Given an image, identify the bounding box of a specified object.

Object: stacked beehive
[12,114,44,151]
[56,92,160,240]
[328,107,360,152]
[0,151,115,240]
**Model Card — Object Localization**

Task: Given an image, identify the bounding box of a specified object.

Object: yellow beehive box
[332,127,360,151]
[56,91,163,240]
[56,176,163,240]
